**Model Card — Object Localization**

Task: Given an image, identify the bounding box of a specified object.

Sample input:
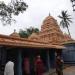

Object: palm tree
[58,10,72,37]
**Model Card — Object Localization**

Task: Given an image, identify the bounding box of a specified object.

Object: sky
[0,0,75,39]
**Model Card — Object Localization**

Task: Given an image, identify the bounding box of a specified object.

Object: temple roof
[0,34,65,49]
[64,33,72,41]
[28,33,39,40]
[10,29,20,38]
[62,33,75,44]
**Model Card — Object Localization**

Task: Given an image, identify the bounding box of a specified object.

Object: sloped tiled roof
[0,34,65,49]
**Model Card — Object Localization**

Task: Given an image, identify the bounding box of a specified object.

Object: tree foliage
[58,10,72,37]
[0,0,28,25]
[70,0,75,11]
[70,0,75,2]
[19,27,39,38]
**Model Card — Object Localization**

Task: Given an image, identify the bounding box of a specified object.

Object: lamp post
[71,0,75,11]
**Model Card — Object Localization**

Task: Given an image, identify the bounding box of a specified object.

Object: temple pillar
[47,49,50,71]
[17,50,22,75]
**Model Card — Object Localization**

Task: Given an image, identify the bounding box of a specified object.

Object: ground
[63,66,75,75]
[52,66,75,75]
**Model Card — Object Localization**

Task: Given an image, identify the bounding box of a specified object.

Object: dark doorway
[6,48,18,75]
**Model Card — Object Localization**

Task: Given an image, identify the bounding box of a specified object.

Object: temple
[0,14,75,75]
[28,15,73,44]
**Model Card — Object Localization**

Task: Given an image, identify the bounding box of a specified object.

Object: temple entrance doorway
[22,48,48,75]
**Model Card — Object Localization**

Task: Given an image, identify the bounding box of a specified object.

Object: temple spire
[14,29,16,33]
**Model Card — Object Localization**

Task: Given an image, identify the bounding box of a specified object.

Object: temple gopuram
[0,14,74,75]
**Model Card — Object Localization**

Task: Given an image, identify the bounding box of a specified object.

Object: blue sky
[0,0,75,39]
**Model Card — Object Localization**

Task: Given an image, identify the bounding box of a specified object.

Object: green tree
[19,29,28,38]
[0,0,28,25]
[58,10,72,37]
[19,27,39,38]
[70,0,75,11]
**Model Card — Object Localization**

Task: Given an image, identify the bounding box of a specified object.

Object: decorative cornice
[0,34,65,49]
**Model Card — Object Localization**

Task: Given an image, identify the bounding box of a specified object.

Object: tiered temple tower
[39,14,65,45]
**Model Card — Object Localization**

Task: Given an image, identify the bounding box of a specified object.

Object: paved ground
[52,66,75,75]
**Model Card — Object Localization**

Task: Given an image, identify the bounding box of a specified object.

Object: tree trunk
[67,26,71,38]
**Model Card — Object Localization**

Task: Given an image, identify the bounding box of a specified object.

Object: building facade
[62,42,75,64]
